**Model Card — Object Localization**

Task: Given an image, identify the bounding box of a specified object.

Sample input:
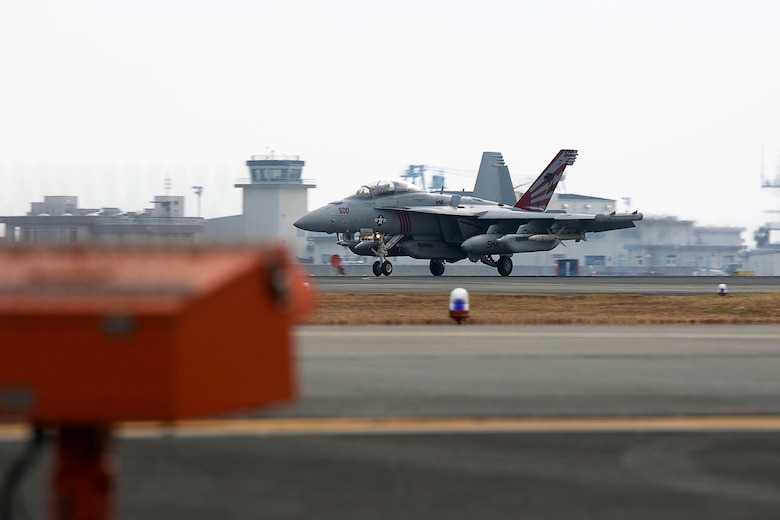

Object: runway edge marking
[297,329,780,340]
[115,416,780,437]
[5,416,780,441]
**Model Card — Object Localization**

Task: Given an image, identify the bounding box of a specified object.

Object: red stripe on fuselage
[399,211,411,234]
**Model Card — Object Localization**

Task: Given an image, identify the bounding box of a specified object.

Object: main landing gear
[497,255,513,277]
[477,255,513,276]
[372,260,393,276]
[429,259,445,276]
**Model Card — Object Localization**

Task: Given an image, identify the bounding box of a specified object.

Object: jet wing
[475,208,643,229]
[387,205,643,232]
[557,212,643,232]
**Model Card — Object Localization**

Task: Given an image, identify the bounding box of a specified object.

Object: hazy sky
[2,0,779,242]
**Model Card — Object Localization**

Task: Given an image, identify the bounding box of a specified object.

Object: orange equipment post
[51,426,114,520]
[0,244,313,519]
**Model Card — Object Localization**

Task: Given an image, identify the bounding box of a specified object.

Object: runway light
[718,283,728,296]
[449,288,470,324]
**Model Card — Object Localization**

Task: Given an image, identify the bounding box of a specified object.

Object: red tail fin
[515,149,578,211]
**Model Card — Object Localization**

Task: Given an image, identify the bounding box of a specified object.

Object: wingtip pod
[594,212,643,222]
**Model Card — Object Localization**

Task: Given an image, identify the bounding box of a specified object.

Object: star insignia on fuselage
[375,214,387,226]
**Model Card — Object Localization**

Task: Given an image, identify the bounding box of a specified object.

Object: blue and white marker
[449,287,470,324]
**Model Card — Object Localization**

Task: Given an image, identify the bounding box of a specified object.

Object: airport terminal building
[0,195,203,244]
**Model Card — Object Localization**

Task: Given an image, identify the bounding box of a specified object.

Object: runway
[3,325,780,518]
[312,275,780,295]
[276,325,780,419]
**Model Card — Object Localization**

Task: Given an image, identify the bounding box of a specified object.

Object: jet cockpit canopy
[346,179,423,200]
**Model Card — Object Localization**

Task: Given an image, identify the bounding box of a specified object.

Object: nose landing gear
[372,260,393,276]
[369,234,404,277]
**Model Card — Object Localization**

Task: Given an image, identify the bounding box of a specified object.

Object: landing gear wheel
[372,261,382,277]
[429,259,445,276]
[497,256,513,277]
[381,261,393,276]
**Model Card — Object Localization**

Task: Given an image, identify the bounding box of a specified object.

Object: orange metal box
[0,245,310,423]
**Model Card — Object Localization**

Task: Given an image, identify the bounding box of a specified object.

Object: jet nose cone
[293,212,316,231]
[294,208,329,232]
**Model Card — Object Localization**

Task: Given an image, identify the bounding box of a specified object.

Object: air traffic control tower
[234,153,315,255]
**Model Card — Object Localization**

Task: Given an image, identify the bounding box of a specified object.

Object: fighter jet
[293,150,642,276]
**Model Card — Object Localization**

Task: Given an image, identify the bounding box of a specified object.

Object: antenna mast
[192,186,203,218]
